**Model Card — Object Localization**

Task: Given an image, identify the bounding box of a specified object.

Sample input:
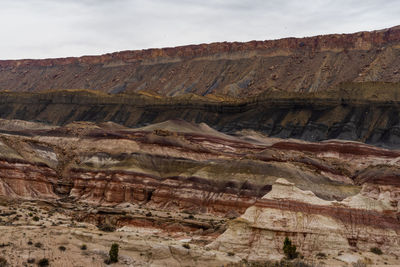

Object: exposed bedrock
[0,120,399,263]
[0,120,399,214]
[1,26,400,97]
[209,178,400,261]
[2,84,400,147]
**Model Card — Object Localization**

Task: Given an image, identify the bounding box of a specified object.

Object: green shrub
[109,243,119,263]
[33,216,40,221]
[370,247,383,255]
[80,244,87,250]
[283,237,298,260]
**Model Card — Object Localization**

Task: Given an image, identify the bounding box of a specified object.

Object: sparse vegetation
[80,244,87,250]
[283,237,298,260]
[97,223,116,232]
[109,243,119,263]
[34,242,42,248]
[0,257,8,267]
[370,247,383,255]
[182,243,190,249]
[32,216,40,221]
[316,252,326,259]
[58,245,66,251]
[228,252,235,256]
[37,258,49,267]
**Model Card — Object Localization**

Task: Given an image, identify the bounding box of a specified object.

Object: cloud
[0,0,399,59]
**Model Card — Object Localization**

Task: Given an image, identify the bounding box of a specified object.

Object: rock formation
[3,84,400,147]
[0,26,400,97]
[1,25,400,266]
[210,178,400,263]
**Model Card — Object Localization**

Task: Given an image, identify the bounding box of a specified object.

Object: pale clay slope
[266,178,398,212]
[209,178,400,264]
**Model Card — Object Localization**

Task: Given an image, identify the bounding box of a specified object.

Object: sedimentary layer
[1,119,400,210]
[210,178,400,262]
[2,84,400,147]
[1,26,400,96]
[0,120,399,264]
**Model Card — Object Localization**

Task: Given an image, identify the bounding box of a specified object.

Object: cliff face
[2,85,400,147]
[1,26,400,96]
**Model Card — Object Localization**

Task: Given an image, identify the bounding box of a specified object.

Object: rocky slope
[210,178,400,265]
[1,26,400,96]
[1,25,400,266]
[2,84,400,147]
[0,120,399,265]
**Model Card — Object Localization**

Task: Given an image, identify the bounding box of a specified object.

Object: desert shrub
[316,252,326,259]
[109,243,119,263]
[80,244,87,250]
[27,240,33,245]
[370,247,383,255]
[37,258,49,267]
[227,251,235,256]
[182,243,190,249]
[58,245,66,251]
[27,258,35,263]
[283,237,298,260]
[145,212,152,217]
[34,242,42,248]
[33,216,40,221]
[97,223,116,232]
[0,257,8,267]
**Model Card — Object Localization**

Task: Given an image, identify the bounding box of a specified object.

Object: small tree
[283,237,298,259]
[109,243,119,263]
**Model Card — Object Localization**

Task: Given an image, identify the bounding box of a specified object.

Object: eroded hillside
[1,26,400,97]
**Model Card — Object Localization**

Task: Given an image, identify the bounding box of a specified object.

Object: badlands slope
[0,119,399,266]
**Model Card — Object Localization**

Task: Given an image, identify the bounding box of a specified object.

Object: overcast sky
[0,0,399,60]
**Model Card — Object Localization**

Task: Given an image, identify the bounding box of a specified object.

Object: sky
[0,0,399,60]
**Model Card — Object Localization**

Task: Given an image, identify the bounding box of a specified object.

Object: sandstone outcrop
[209,178,400,263]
